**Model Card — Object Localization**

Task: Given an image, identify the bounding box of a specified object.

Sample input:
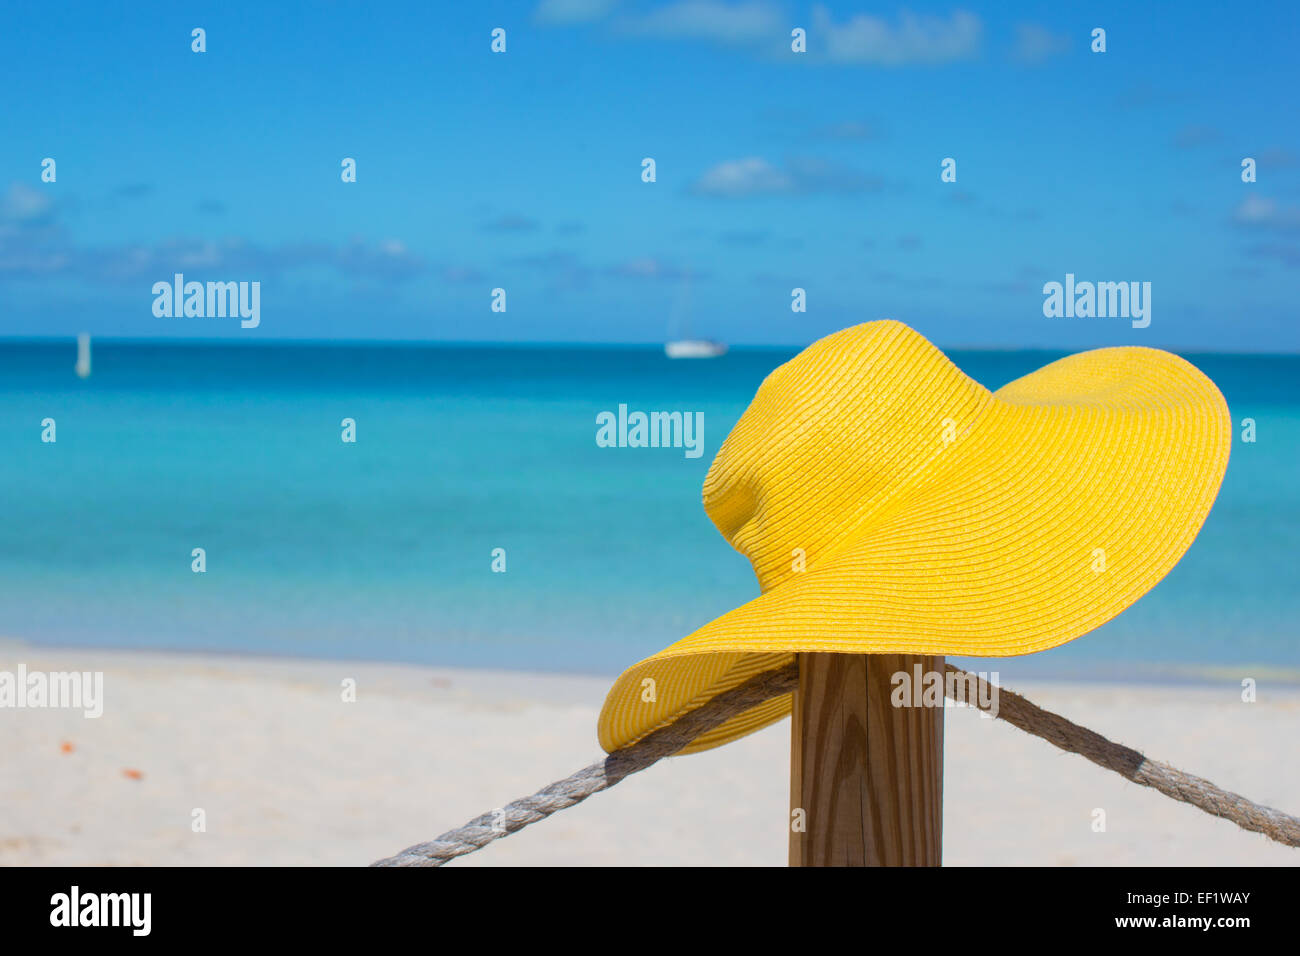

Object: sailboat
[664,270,726,359]
[665,338,727,358]
[75,333,91,379]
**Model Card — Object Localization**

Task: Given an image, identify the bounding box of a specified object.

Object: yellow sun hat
[598,320,1231,755]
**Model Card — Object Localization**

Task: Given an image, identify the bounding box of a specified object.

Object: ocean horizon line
[3,335,1299,358]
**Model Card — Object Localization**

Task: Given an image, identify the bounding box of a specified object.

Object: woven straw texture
[598,321,1232,754]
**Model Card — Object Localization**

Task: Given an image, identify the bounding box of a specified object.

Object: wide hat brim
[598,322,1231,755]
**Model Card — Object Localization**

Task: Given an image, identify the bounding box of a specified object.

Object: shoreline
[3,635,1295,690]
[3,645,1298,866]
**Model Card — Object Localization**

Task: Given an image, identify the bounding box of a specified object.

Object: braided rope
[371,663,1299,866]
[371,664,800,866]
[948,664,1300,848]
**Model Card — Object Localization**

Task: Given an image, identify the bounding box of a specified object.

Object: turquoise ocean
[1,341,1296,682]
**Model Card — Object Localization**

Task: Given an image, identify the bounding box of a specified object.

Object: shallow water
[1,341,1295,682]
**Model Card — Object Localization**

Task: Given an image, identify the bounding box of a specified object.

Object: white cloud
[1234,195,1300,230]
[812,5,982,65]
[610,256,678,277]
[691,157,794,196]
[2,183,54,223]
[535,0,620,25]
[616,0,784,44]
[0,190,428,283]
[820,119,878,141]
[1173,125,1221,149]
[690,156,881,197]
[545,1,984,68]
[1012,23,1069,64]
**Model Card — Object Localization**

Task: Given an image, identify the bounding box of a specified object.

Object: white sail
[75,333,91,379]
[664,270,726,358]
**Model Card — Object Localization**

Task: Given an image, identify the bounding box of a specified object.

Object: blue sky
[1,0,1297,349]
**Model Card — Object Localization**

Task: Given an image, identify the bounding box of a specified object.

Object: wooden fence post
[789,652,944,866]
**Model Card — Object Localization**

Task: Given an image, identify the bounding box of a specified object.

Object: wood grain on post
[789,653,944,866]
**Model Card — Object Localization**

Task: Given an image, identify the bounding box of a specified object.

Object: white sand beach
[3,644,1297,867]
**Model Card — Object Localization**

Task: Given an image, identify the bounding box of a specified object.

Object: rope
[371,663,1300,866]
[370,664,800,867]
[943,664,1300,849]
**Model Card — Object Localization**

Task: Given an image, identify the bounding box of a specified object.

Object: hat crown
[702,321,993,592]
